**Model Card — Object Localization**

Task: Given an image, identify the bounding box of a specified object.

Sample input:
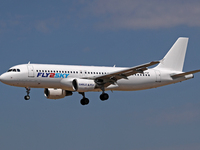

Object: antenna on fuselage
[28,61,31,64]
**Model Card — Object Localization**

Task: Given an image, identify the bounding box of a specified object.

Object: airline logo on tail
[37,73,69,78]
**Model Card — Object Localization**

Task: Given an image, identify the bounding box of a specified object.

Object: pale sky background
[0,1,200,150]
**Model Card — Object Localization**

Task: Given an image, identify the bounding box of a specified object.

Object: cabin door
[155,70,161,82]
[27,65,35,77]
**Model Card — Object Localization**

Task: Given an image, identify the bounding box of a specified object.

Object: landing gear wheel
[24,87,31,100]
[80,98,89,105]
[100,93,109,101]
[24,95,30,100]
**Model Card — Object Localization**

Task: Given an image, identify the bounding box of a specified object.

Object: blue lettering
[54,73,60,78]
[60,73,64,78]
[42,73,50,77]
[65,74,69,78]
[37,73,42,77]
[37,72,69,78]
[79,83,88,86]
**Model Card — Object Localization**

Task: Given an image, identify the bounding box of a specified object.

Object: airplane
[0,37,200,105]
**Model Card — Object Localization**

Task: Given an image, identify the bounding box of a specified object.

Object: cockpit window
[7,68,20,72]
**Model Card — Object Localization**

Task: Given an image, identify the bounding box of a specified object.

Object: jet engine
[44,88,72,99]
[72,79,96,92]
[60,78,75,91]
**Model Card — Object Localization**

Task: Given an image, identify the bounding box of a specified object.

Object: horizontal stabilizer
[171,69,200,78]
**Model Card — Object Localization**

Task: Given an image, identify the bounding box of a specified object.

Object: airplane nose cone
[0,73,16,86]
[0,73,9,83]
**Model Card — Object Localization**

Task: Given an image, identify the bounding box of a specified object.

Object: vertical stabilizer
[155,37,189,71]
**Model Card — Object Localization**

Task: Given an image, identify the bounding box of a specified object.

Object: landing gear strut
[99,86,109,101]
[24,87,30,100]
[79,92,89,105]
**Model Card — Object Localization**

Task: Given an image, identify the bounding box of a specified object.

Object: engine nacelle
[44,88,72,99]
[72,79,96,92]
[60,78,75,91]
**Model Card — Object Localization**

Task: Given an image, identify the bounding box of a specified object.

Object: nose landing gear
[24,87,31,100]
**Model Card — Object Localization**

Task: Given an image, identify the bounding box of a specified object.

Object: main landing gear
[100,92,109,101]
[24,87,31,100]
[100,86,109,101]
[79,91,109,106]
[79,92,89,105]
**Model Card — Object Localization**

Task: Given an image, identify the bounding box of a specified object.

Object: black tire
[80,98,89,105]
[100,93,109,101]
[24,95,30,100]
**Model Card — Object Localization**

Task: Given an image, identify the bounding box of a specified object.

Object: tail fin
[155,37,189,71]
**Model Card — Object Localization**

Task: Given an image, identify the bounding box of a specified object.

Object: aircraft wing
[91,61,160,87]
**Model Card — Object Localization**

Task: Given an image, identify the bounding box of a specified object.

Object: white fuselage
[0,38,198,105]
[0,63,192,92]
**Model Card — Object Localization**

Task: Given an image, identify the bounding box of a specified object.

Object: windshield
[7,68,20,72]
